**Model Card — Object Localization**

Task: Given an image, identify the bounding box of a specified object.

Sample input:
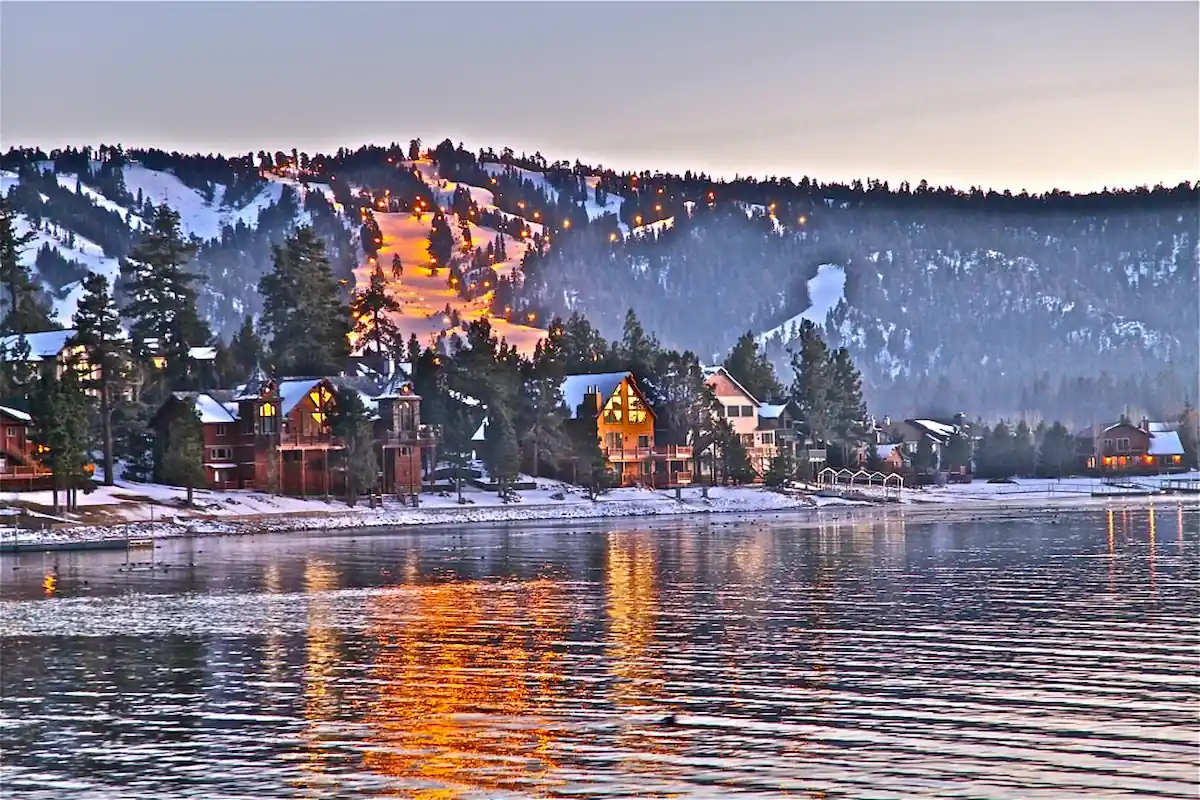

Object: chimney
[1141,417,1149,433]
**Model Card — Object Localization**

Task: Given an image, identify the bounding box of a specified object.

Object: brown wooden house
[151,367,437,498]
[0,402,52,490]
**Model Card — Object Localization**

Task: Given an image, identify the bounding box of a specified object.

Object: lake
[1,506,1197,799]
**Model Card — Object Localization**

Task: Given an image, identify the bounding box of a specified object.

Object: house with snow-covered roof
[561,370,692,487]
[151,366,437,496]
[1078,418,1187,474]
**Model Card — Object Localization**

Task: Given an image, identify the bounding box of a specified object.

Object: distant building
[1078,419,1186,474]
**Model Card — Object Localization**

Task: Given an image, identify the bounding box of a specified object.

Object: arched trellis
[817,467,838,488]
[883,472,905,501]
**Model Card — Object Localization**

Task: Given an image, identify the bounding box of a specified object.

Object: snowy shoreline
[2,474,1196,551]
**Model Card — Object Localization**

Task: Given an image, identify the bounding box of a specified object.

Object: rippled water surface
[2,507,1198,799]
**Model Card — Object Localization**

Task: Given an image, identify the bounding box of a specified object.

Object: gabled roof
[277,378,326,415]
[164,391,238,424]
[375,368,416,400]
[560,371,633,419]
[876,443,904,461]
[1148,430,1185,456]
[907,419,957,443]
[758,403,787,419]
[701,365,761,406]
[1102,421,1143,434]
[1147,421,1175,433]
[234,364,272,401]
[0,404,32,423]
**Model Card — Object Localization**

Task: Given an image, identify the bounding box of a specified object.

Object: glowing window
[308,385,334,426]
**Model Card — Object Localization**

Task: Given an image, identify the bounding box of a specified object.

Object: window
[1116,437,1130,452]
[309,384,334,426]
[637,435,650,449]
[741,434,754,447]
[726,405,740,418]
[605,432,623,451]
[760,432,774,445]
[1103,438,1113,451]
[209,447,232,461]
[602,390,624,424]
[4,426,18,437]
[741,405,753,418]
[626,386,647,424]
[257,402,278,435]
[215,423,228,438]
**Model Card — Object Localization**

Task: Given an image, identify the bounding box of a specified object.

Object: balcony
[378,425,439,446]
[278,432,343,449]
[603,444,693,462]
[797,447,827,462]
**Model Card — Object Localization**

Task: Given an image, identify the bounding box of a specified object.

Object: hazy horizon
[2,1,1197,193]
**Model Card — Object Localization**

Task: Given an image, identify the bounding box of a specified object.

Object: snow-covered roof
[1147,421,1175,433]
[170,392,237,424]
[0,329,76,361]
[193,393,237,424]
[758,403,786,419]
[277,379,324,415]
[701,365,761,405]
[560,371,631,419]
[876,443,903,461]
[188,346,218,362]
[1148,431,1185,456]
[472,419,487,442]
[909,419,956,442]
[0,404,32,422]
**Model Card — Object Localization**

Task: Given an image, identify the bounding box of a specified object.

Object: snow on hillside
[122,164,285,240]
[11,215,121,324]
[631,217,675,237]
[55,173,145,229]
[756,264,847,345]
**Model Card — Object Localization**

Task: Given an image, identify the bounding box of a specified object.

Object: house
[882,417,963,469]
[151,391,240,488]
[151,367,437,497]
[0,402,51,490]
[702,366,778,475]
[0,329,91,381]
[562,371,692,487]
[1080,419,1187,473]
[874,443,906,471]
[754,400,827,477]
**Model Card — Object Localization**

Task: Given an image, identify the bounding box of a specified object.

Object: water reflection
[0,510,1197,799]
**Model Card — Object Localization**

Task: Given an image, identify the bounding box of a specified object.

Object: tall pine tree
[120,205,210,388]
[351,263,403,360]
[28,362,92,512]
[723,331,781,401]
[70,274,125,485]
[0,197,52,334]
[259,227,351,376]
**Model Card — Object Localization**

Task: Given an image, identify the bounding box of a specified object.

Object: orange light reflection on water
[358,577,569,798]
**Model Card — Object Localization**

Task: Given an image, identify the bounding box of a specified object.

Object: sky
[2,1,1196,193]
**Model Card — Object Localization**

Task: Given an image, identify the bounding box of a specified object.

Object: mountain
[3,142,1196,425]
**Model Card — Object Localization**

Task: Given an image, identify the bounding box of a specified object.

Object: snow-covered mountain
[4,144,1196,421]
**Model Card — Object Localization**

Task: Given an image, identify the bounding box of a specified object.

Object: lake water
[1,506,1197,799]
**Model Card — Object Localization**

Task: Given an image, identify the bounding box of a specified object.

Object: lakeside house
[562,371,693,488]
[0,401,51,490]
[150,367,436,496]
[1076,419,1186,474]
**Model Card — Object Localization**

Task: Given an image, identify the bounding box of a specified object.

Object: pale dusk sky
[2,1,1196,192]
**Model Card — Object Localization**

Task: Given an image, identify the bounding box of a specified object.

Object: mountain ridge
[2,142,1195,424]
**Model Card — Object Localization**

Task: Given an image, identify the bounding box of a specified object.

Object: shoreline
[2,484,1194,553]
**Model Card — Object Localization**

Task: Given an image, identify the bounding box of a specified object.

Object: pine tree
[569,409,610,498]
[160,404,206,504]
[28,363,92,512]
[720,425,757,484]
[483,403,520,497]
[0,334,35,392]
[351,264,403,359]
[788,320,832,441]
[946,432,973,472]
[618,309,657,378]
[427,212,453,272]
[70,274,125,485]
[517,345,568,478]
[914,436,936,470]
[120,205,210,387]
[330,386,378,506]
[1038,421,1074,477]
[0,197,52,334]
[229,316,263,376]
[259,227,351,376]
[723,330,781,401]
[1013,420,1035,476]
